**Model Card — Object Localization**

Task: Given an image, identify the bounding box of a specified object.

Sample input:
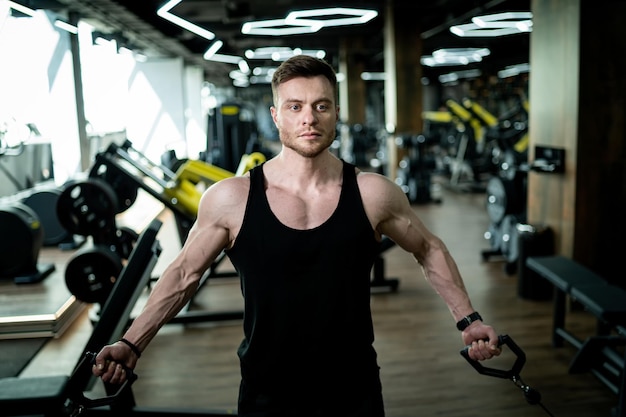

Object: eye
[317,104,329,111]
[289,104,301,111]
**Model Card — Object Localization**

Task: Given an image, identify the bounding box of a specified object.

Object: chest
[265,184,341,230]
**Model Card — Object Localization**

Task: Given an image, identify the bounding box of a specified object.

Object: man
[93,55,501,416]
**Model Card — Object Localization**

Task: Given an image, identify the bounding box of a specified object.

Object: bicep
[365,175,435,260]
[171,179,243,278]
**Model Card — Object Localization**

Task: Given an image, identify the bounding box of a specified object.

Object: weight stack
[516,224,554,300]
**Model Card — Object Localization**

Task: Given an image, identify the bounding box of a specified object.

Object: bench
[526,255,626,417]
[0,219,163,416]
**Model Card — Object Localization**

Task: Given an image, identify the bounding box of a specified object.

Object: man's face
[270,75,339,158]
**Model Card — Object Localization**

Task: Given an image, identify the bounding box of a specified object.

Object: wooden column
[383,1,424,180]
[527,0,626,283]
[339,37,367,125]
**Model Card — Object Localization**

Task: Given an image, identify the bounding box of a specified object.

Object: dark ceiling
[45,0,531,86]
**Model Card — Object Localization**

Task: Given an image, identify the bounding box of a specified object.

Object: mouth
[298,131,322,139]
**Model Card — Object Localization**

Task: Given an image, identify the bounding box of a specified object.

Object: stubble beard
[281,132,335,158]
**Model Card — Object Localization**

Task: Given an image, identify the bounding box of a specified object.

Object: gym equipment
[57,178,142,304]
[57,178,120,244]
[526,256,626,416]
[394,133,441,205]
[0,219,162,417]
[0,202,55,284]
[481,170,529,273]
[461,334,555,416]
[89,140,265,243]
[207,101,261,173]
[86,140,260,324]
[65,245,124,305]
[462,97,530,181]
[21,187,73,247]
[370,236,400,292]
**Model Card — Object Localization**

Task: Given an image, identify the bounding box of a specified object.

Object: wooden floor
[20,183,619,417]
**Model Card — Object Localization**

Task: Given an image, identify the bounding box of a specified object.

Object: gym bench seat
[525,255,626,417]
[525,255,612,347]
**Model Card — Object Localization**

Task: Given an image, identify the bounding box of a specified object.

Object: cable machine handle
[460,334,526,379]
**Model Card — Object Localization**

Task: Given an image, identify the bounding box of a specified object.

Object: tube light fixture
[421,48,490,67]
[242,18,323,36]
[157,0,215,40]
[244,47,326,61]
[450,12,532,37]
[203,40,223,59]
[285,7,378,27]
[7,0,36,16]
[243,7,378,36]
[54,20,78,34]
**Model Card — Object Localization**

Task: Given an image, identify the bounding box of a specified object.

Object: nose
[301,106,318,126]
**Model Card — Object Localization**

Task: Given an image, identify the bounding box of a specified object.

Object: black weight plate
[65,246,123,304]
[113,226,139,259]
[56,179,118,237]
[485,176,521,224]
[23,189,71,246]
[0,203,43,278]
[90,163,138,213]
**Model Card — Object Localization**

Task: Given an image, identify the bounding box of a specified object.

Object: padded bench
[525,255,615,347]
[526,255,626,417]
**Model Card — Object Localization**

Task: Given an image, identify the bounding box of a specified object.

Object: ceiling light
[241,18,323,36]
[498,63,530,78]
[361,72,386,81]
[203,40,223,59]
[54,20,78,34]
[7,1,36,17]
[244,46,326,61]
[285,7,378,27]
[421,48,490,67]
[450,12,532,37]
[205,53,244,64]
[438,69,482,84]
[157,0,215,40]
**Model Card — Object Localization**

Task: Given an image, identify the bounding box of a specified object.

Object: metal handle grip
[460,334,526,379]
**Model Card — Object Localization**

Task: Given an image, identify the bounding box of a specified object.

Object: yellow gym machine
[90,139,265,243]
[86,139,266,324]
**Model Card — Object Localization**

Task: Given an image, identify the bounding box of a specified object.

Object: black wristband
[456,312,482,331]
[119,338,142,358]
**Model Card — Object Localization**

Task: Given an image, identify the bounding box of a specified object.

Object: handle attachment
[460,334,526,379]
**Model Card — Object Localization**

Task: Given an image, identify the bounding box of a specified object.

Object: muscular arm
[359,172,500,360]
[93,177,248,382]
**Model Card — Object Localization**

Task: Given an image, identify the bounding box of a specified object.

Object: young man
[93,55,501,416]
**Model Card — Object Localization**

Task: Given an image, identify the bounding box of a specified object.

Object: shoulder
[355,170,412,228]
[356,170,405,203]
[200,175,250,208]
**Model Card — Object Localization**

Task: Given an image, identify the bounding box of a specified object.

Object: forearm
[416,240,475,322]
[121,265,200,352]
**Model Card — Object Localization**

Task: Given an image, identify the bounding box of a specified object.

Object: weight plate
[90,163,139,213]
[56,179,118,237]
[65,246,123,304]
[23,189,71,246]
[499,214,520,261]
[0,203,43,278]
[485,176,507,224]
[485,176,524,224]
[113,226,139,259]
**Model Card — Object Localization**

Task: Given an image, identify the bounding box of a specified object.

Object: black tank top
[226,160,381,407]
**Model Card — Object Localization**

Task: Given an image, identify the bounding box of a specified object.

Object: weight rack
[89,140,243,324]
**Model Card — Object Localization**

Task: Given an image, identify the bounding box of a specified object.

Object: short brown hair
[271,55,337,103]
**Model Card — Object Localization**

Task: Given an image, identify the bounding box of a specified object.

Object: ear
[270,106,278,124]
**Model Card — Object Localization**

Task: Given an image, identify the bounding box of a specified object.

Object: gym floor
[19,181,617,417]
